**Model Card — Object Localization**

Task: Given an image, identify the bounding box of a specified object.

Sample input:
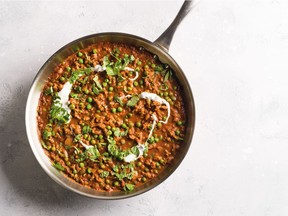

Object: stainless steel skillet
[26,0,196,199]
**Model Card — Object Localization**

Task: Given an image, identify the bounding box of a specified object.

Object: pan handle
[154,0,197,52]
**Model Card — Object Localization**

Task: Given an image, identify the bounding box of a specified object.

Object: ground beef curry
[37,42,186,192]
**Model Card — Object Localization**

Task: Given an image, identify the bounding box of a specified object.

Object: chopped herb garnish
[85,146,100,162]
[53,162,65,171]
[49,96,70,124]
[114,96,123,106]
[44,87,54,96]
[73,134,82,142]
[164,69,173,82]
[82,125,92,134]
[93,75,102,89]
[100,170,110,178]
[124,183,135,191]
[42,123,53,140]
[126,95,139,107]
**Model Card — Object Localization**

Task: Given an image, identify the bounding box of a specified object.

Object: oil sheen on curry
[37,42,186,192]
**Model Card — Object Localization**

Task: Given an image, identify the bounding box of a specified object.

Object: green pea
[86,97,93,103]
[139,80,144,85]
[137,61,142,66]
[73,169,77,174]
[159,159,165,165]
[171,96,177,101]
[111,108,116,113]
[128,122,134,128]
[106,125,111,130]
[83,134,88,139]
[107,130,112,136]
[173,86,177,90]
[177,121,183,126]
[102,82,107,87]
[59,76,65,82]
[98,134,103,140]
[79,102,84,108]
[79,162,85,168]
[78,58,84,64]
[87,168,92,173]
[136,121,141,128]
[148,136,154,144]
[142,177,147,182]
[144,64,149,69]
[127,86,132,91]
[121,123,128,129]
[175,130,180,136]
[164,92,169,96]
[156,162,161,169]
[159,92,163,97]
[112,127,117,132]
[127,113,132,118]
[162,116,167,121]
[94,134,98,138]
[97,109,101,113]
[109,86,114,92]
[100,164,106,169]
[69,104,75,110]
[51,146,56,151]
[151,63,156,68]
[84,89,89,94]
[86,104,92,110]
[159,135,163,140]
[106,179,110,184]
[137,162,142,167]
[114,181,120,187]
[133,81,139,87]
[124,54,129,58]
[77,52,83,57]
[154,137,159,142]
[90,139,96,145]
[157,122,162,128]
[93,49,97,54]
[135,67,140,72]
[117,107,123,112]
[66,66,71,72]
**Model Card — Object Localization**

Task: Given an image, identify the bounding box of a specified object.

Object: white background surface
[1,0,288,215]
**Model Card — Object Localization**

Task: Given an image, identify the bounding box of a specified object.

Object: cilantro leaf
[82,125,92,134]
[53,162,65,171]
[126,95,139,107]
[114,96,123,106]
[124,183,135,191]
[49,96,70,124]
[86,146,100,162]
[93,75,102,89]
[42,123,53,140]
[100,170,110,178]
[44,87,54,96]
